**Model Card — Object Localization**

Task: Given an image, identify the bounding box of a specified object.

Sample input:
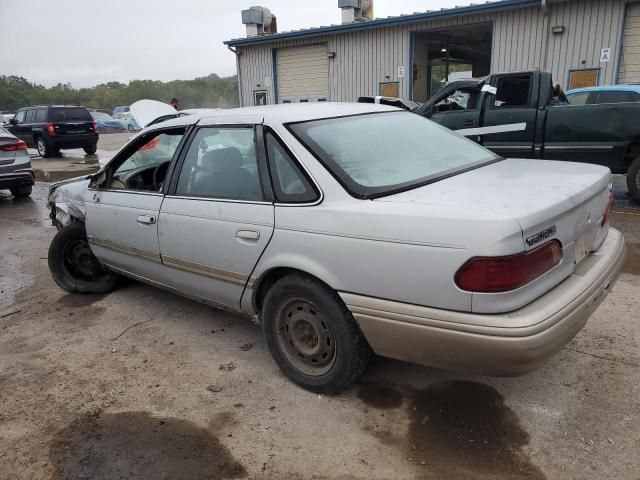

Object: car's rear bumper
[49,133,98,148]
[0,170,35,190]
[340,228,626,376]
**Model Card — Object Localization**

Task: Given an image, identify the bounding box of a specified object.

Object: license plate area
[573,234,590,265]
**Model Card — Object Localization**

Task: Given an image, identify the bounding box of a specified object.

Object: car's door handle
[137,215,156,225]
[236,229,260,241]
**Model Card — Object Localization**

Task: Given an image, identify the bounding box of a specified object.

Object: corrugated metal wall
[619,2,640,83]
[236,0,627,106]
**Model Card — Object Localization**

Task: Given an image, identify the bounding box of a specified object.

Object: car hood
[130,100,177,128]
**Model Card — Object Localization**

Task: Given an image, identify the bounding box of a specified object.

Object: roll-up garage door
[277,44,329,103]
[620,3,640,84]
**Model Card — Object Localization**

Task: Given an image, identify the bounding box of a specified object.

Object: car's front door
[85,127,187,280]
[158,124,275,311]
[9,110,29,144]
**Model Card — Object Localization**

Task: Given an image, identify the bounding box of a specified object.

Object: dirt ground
[0,183,639,480]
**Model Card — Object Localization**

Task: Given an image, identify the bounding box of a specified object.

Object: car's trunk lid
[379,157,611,267]
[50,108,94,135]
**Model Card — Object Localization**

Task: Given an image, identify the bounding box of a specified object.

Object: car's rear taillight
[47,122,55,135]
[455,240,563,293]
[91,120,97,133]
[601,192,614,226]
[0,139,27,151]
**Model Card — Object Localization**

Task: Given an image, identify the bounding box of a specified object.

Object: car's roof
[566,84,640,94]
[147,102,400,131]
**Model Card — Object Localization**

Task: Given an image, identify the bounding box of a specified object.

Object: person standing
[170,98,179,110]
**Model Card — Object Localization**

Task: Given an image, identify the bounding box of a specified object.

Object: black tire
[262,273,371,394]
[48,223,119,294]
[10,184,32,198]
[83,143,97,155]
[628,157,640,203]
[35,136,54,158]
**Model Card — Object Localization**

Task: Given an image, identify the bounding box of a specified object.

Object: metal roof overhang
[224,0,542,47]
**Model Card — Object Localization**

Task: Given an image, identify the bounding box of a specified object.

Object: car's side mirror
[89,170,107,189]
[9,118,16,125]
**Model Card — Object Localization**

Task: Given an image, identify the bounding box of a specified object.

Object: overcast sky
[0,0,467,88]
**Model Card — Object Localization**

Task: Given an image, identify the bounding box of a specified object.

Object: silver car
[47,103,626,393]
[0,126,33,198]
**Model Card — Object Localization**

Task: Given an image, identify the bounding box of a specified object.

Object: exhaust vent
[241,6,278,37]
[339,0,374,24]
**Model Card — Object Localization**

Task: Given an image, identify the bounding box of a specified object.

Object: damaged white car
[48,103,626,393]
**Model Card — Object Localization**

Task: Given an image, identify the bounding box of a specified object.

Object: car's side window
[35,109,47,122]
[567,92,590,105]
[105,128,185,192]
[14,111,25,124]
[265,131,318,203]
[25,110,34,123]
[175,127,263,202]
[433,89,479,113]
[492,74,531,108]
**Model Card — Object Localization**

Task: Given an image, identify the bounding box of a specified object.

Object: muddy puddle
[358,380,546,480]
[49,411,245,480]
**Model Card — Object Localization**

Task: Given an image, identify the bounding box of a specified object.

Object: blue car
[112,105,130,116]
[566,84,640,105]
[90,112,126,133]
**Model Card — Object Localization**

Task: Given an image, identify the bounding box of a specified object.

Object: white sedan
[47,103,625,393]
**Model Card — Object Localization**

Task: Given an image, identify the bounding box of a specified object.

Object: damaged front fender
[48,176,93,228]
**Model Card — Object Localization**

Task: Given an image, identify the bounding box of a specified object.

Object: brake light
[0,139,27,151]
[47,122,55,135]
[91,120,97,133]
[601,192,614,226]
[455,240,563,293]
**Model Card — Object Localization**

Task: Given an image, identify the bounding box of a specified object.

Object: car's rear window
[51,108,92,122]
[288,111,499,198]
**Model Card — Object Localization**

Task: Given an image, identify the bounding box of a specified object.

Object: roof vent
[339,0,374,24]
[241,6,278,37]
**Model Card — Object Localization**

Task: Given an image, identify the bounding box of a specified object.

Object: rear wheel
[35,136,54,158]
[48,223,119,293]
[262,274,371,393]
[83,143,97,155]
[10,184,32,198]
[628,157,640,203]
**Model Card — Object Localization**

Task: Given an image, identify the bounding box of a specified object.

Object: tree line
[0,74,239,112]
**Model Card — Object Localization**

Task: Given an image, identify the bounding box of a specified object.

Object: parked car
[0,113,15,126]
[91,112,126,133]
[112,105,130,116]
[0,126,34,198]
[416,71,640,202]
[566,85,640,105]
[6,105,98,158]
[47,103,625,393]
[113,112,141,132]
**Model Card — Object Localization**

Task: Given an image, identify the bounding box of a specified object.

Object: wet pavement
[0,181,638,479]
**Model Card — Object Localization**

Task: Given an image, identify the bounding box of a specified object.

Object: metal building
[225,0,640,107]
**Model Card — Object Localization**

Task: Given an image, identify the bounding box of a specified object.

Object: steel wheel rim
[274,298,337,376]
[63,238,108,282]
[37,139,46,156]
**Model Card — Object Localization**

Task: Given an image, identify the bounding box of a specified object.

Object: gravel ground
[0,183,638,480]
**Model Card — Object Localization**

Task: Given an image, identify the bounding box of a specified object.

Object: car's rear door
[158,121,275,311]
[85,127,187,280]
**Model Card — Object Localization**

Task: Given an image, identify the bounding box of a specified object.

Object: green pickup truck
[415,71,640,202]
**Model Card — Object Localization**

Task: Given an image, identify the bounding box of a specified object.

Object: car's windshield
[288,111,498,198]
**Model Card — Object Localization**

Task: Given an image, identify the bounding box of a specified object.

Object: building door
[619,3,640,84]
[277,44,329,103]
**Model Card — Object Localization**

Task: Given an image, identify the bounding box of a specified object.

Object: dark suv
[8,106,99,158]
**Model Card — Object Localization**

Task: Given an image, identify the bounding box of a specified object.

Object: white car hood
[130,100,177,128]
